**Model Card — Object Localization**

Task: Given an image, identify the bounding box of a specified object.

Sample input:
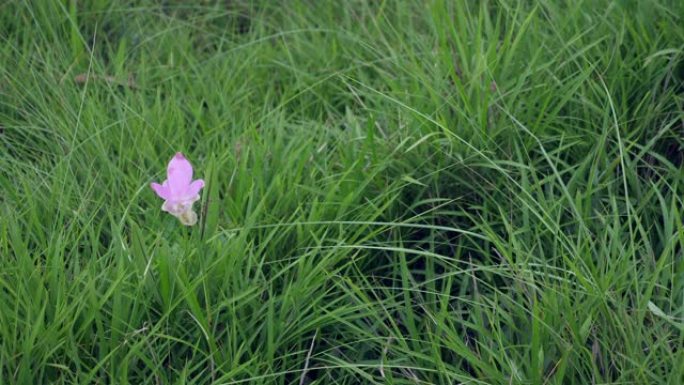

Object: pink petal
[167,152,193,195]
[186,179,205,197]
[150,182,169,200]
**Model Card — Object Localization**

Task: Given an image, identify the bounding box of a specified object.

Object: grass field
[1,1,683,384]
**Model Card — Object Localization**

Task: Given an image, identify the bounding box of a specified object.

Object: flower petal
[186,179,205,197]
[150,182,169,200]
[162,199,191,215]
[167,152,193,196]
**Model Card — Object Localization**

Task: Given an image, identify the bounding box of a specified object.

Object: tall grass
[1,1,682,384]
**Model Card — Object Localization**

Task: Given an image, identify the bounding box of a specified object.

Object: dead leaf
[73,73,138,89]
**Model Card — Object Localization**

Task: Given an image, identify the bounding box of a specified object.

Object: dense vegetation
[1,1,682,384]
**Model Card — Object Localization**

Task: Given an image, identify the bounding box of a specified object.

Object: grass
[0,0,683,384]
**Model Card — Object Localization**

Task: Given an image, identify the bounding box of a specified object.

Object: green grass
[1,0,683,384]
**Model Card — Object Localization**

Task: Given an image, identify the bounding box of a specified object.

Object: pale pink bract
[151,152,205,225]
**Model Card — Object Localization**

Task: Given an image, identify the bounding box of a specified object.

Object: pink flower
[151,152,205,226]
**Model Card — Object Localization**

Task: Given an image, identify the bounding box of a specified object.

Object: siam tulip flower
[150,152,205,226]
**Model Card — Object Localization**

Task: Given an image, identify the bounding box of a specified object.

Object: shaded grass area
[0,1,683,384]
